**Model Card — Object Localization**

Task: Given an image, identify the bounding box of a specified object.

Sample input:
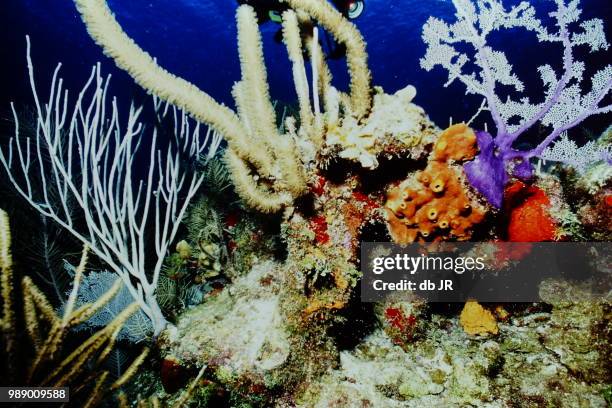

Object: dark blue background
[1,0,610,137]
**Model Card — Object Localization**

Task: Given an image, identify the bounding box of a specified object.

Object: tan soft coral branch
[306,27,333,115]
[236,5,280,146]
[283,0,372,120]
[231,81,253,134]
[0,210,14,333]
[282,10,314,136]
[75,0,349,212]
[225,148,293,213]
[0,209,15,365]
[236,5,306,197]
[74,0,273,175]
[233,6,307,205]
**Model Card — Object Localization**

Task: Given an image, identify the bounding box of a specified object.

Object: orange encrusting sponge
[384,124,486,243]
[505,181,557,242]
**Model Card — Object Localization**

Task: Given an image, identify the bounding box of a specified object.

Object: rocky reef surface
[156,260,610,407]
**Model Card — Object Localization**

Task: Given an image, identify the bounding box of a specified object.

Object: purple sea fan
[463,130,507,208]
[421,0,611,207]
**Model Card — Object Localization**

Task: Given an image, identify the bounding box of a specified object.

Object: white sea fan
[540,133,611,173]
[70,270,153,343]
[420,0,611,137]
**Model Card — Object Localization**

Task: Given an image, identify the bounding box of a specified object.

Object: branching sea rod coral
[226,5,308,210]
[282,0,373,120]
[73,0,438,212]
[0,38,220,335]
[74,0,311,212]
[0,210,15,368]
[421,0,611,207]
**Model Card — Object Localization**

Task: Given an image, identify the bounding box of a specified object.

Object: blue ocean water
[0,0,610,135]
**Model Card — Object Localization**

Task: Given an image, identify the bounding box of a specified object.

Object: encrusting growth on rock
[432,123,479,162]
[504,181,558,242]
[384,123,487,243]
[459,300,498,336]
[324,85,438,169]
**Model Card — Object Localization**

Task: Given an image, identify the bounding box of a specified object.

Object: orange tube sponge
[384,124,486,243]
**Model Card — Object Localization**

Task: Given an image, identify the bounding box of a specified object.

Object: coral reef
[0,0,608,406]
[160,261,291,380]
[578,191,612,240]
[283,175,380,312]
[158,259,342,406]
[65,2,610,406]
[524,125,612,242]
[384,124,488,243]
[376,299,428,348]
